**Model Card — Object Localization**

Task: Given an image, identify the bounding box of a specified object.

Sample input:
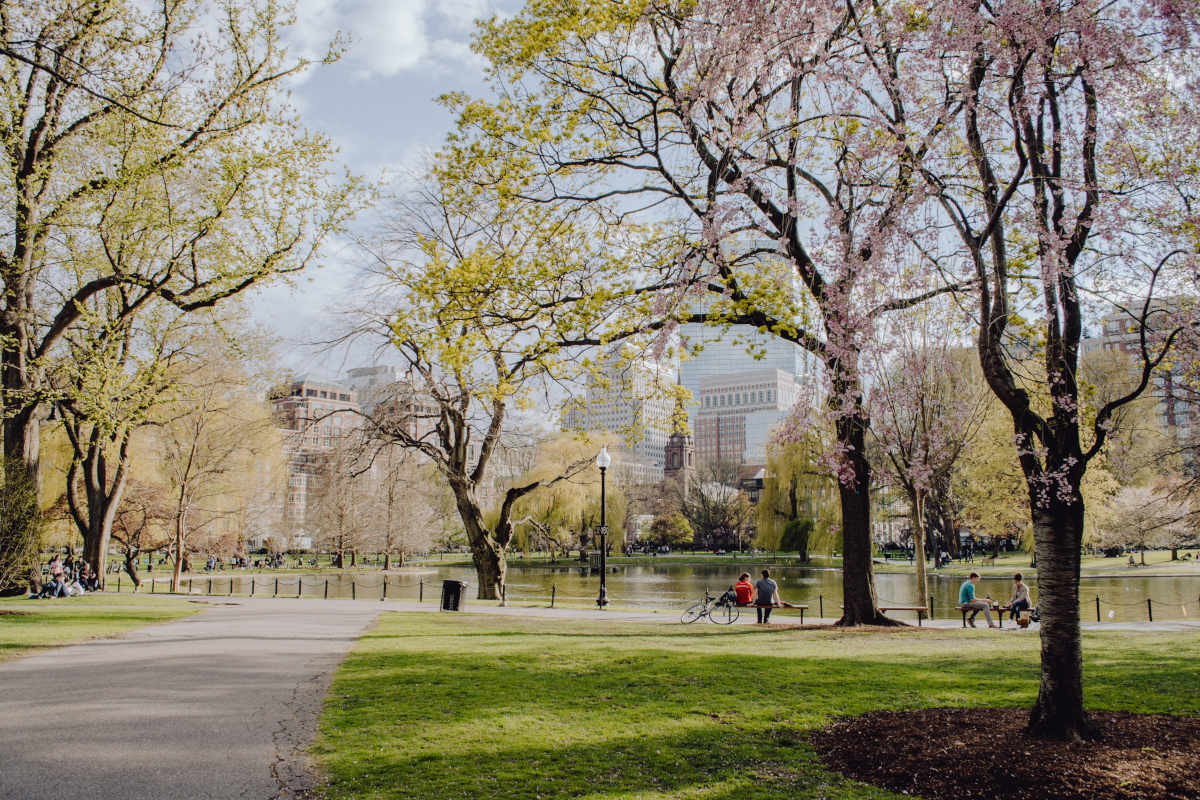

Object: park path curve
[0,598,380,800]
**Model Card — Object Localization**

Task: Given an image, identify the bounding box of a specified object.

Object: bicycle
[681,589,740,624]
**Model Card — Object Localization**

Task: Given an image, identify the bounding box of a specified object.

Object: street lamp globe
[596,446,611,469]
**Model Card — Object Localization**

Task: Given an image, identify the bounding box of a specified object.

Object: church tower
[663,388,695,492]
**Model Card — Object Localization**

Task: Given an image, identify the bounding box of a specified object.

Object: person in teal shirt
[958,572,995,628]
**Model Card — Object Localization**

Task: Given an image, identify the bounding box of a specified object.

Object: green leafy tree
[647,513,692,549]
[1,0,359,494]
[362,179,662,599]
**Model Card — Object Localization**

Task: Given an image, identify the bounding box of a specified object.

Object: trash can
[440,580,467,611]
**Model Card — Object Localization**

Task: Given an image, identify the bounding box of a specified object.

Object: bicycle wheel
[681,602,706,623]
[708,602,739,625]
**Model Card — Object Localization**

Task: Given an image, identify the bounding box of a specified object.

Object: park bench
[957,603,1010,628]
[741,603,809,624]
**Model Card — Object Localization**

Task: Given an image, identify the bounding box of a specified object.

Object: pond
[215,560,1200,623]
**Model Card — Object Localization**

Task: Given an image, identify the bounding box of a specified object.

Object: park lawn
[0,594,198,662]
[312,614,1200,800]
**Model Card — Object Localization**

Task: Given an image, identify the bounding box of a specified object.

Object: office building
[677,322,820,465]
[269,375,360,534]
[561,351,677,484]
[694,368,803,465]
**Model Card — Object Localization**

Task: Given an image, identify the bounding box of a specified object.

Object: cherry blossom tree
[919,0,1200,738]
[451,0,972,624]
[867,310,989,609]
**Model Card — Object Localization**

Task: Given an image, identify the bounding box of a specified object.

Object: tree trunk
[911,491,929,611]
[1027,500,1090,740]
[471,540,506,600]
[123,552,142,590]
[171,515,185,593]
[834,414,896,626]
[383,552,391,570]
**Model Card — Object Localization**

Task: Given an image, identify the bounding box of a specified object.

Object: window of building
[339,393,350,401]
[305,389,317,397]
[319,390,328,398]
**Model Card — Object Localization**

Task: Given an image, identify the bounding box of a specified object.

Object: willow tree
[0,0,358,494]
[447,0,972,623]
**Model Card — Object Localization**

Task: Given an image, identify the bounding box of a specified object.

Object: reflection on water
[214,561,1200,622]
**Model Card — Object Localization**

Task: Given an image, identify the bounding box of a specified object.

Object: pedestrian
[753,569,780,624]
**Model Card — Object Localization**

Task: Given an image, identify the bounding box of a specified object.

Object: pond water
[210,560,1200,623]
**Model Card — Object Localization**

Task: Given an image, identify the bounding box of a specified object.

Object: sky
[251,0,521,378]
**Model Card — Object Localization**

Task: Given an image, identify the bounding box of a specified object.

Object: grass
[312,613,1200,800]
[0,594,198,663]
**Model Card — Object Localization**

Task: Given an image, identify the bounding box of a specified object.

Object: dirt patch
[763,623,930,634]
[0,610,32,616]
[814,708,1200,800]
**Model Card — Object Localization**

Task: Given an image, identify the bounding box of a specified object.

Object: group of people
[731,569,782,623]
[959,572,1033,628]
[32,554,97,599]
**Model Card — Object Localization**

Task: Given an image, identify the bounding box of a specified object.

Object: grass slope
[0,595,197,662]
[314,614,1200,800]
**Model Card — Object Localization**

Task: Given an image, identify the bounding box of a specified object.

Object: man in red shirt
[733,572,755,605]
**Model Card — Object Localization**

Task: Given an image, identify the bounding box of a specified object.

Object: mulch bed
[0,609,32,616]
[814,708,1200,800]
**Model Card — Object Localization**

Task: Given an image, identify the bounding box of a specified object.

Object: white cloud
[288,0,508,78]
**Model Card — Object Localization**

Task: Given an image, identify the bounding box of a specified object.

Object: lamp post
[596,446,611,608]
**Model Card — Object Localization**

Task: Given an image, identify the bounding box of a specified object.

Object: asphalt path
[0,598,379,800]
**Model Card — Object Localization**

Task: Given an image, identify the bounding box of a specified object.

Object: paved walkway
[0,598,379,800]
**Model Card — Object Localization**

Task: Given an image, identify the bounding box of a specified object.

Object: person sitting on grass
[733,572,755,606]
[754,569,781,624]
[958,572,996,628]
[37,574,67,599]
[1007,573,1032,624]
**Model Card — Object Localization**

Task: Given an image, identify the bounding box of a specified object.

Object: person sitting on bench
[959,572,996,628]
[733,572,755,606]
[1007,572,1031,624]
[754,569,781,624]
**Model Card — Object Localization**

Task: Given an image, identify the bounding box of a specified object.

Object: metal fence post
[819,594,823,618]
[251,578,255,596]
[352,580,356,600]
[382,578,387,601]
[1147,598,1153,622]
[298,578,302,598]
[208,578,212,595]
[929,595,935,621]
[324,579,328,599]
[419,580,423,603]
[1096,596,1101,622]
[551,584,556,608]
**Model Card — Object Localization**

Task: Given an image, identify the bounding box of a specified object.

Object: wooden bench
[957,603,1009,628]
[740,603,809,624]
